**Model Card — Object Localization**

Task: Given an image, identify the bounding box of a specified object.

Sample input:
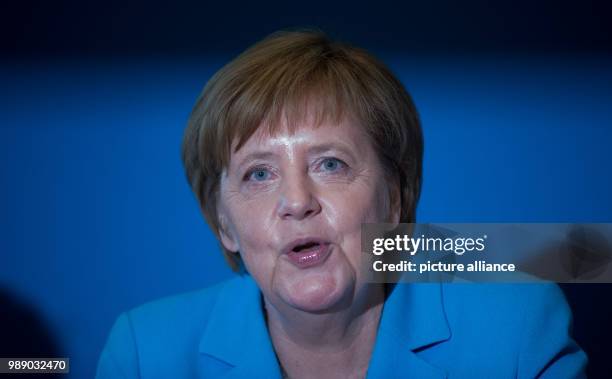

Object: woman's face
[218,115,398,313]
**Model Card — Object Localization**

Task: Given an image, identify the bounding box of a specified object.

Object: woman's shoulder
[440,282,570,322]
[438,283,585,376]
[96,274,253,379]
[126,274,255,342]
[128,275,244,324]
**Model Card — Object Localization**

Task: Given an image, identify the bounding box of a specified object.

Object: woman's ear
[217,208,240,253]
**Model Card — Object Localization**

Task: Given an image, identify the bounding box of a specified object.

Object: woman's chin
[276,271,352,313]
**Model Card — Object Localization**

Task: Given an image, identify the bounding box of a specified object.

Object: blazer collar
[198,275,282,378]
[198,275,451,378]
[366,282,451,378]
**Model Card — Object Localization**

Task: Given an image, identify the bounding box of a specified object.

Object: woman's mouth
[283,238,332,268]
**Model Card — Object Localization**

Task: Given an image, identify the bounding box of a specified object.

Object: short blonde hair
[182,30,423,271]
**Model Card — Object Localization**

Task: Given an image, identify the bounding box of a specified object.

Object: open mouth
[292,241,321,253]
[284,238,332,268]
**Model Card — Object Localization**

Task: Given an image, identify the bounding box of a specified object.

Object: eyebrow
[232,151,278,173]
[306,142,357,158]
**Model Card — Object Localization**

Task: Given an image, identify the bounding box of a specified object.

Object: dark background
[1,1,611,378]
[2,0,612,56]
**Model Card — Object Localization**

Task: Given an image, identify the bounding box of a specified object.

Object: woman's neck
[263,284,385,378]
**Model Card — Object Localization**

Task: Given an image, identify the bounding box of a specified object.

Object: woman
[96,30,586,378]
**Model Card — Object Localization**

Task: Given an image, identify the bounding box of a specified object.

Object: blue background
[2,54,611,378]
[1,0,612,377]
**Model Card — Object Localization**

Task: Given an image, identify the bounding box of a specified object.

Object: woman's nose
[276,172,321,220]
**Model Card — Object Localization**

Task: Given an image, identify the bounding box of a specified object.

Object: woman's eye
[319,158,345,172]
[246,168,271,182]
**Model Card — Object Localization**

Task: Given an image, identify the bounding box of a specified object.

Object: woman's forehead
[227,118,371,165]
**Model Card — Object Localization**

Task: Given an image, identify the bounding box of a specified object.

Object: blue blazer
[96,275,587,378]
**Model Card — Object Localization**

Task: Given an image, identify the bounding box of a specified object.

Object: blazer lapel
[196,276,451,379]
[197,275,282,379]
[367,282,451,379]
